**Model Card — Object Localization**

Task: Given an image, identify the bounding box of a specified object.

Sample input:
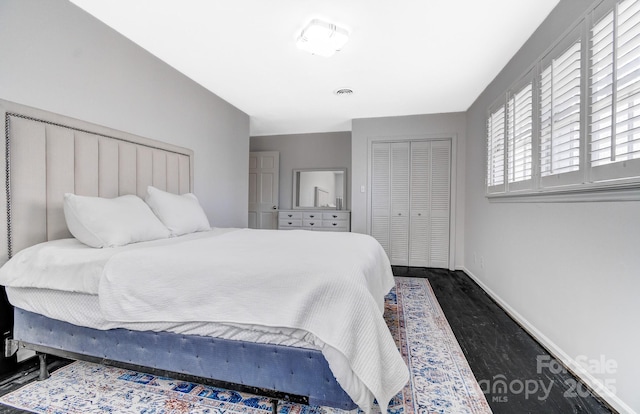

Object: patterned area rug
[0,277,491,414]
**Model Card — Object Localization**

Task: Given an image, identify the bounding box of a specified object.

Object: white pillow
[63,193,170,248]
[145,186,211,236]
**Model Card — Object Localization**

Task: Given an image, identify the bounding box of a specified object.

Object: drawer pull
[288,214,293,218]
[332,215,338,218]
[288,222,292,225]
[332,223,337,226]
[310,222,315,226]
[309,215,315,218]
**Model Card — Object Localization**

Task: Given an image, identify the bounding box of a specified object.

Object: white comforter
[0,228,408,412]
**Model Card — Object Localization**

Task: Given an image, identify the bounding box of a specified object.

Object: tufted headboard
[0,99,194,265]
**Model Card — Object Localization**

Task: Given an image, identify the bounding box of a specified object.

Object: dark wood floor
[393,266,614,414]
[0,268,614,414]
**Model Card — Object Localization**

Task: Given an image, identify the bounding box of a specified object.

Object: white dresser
[278,210,351,232]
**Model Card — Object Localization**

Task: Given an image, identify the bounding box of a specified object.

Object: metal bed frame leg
[271,398,278,413]
[37,353,50,380]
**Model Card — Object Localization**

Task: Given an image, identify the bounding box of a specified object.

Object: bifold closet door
[409,140,451,268]
[390,142,410,266]
[427,141,451,268]
[371,143,391,255]
[409,141,430,267]
[371,141,410,265]
[370,140,451,268]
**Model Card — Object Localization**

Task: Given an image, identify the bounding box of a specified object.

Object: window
[590,10,616,168]
[487,105,505,191]
[508,83,533,186]
[590,0,640,182]
[540,41,582,179]
[486,0,640,200]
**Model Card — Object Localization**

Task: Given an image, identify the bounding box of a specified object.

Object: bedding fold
[98,229,408,413]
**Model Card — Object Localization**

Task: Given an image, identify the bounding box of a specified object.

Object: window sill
[487,181,640,203]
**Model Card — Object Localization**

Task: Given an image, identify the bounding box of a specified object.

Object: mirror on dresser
[281,168,350,231]
[292,168,347,210]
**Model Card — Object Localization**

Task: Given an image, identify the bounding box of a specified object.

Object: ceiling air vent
[334,88,354,96]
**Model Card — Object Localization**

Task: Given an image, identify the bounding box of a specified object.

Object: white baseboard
[456,266,635,414]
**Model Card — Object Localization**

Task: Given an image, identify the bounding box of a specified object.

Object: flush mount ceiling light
[334,88,354,96]
[296,19,349,57]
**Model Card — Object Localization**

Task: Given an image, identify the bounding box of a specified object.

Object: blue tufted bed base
[12,307,357,410]
[0,101,359,411]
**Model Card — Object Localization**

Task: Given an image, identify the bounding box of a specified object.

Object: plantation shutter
[590,9,615,168]
[507,82,534,190]
[487,105,506,193]
[590,0,640,182]
[540,38,582,187]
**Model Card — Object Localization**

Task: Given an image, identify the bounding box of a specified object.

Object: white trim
[457,265,637,414]
[487,179,640,202]
[449,135,458,271]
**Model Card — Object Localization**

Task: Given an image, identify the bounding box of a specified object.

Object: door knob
[272,206,277,210]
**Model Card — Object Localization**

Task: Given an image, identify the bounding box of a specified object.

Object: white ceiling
[69,0,560,137]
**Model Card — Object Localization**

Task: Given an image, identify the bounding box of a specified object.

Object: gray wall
[250,132,351,210]
[465,0,639,412]
[351,113,467,269]
[0,0,250,228]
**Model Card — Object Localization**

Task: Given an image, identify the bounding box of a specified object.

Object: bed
[0,99,408,413]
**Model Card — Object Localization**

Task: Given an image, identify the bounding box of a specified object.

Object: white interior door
[248,151,279,229]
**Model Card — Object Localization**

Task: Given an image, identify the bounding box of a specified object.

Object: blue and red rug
[0,277,491,413]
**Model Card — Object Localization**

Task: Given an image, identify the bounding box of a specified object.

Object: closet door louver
[429,141,451,268]
[409,141,430,267]
[371,140,451,268]
[371,143,391,256]
[390,142,410,266]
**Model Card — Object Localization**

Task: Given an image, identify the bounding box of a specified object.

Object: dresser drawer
[303,219,321,228]
[303,212,321,219]
[279,219,302,228]
[279,211,302,220]
[322,220,349,230]
[322,212,350,221]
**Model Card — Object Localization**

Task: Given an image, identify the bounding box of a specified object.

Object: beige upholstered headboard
[0,99,194,265]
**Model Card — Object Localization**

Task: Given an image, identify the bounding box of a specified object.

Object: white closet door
[429,141,451,268]
[371,143,391,256]
[370,139,451,269]
[390,142,410,265]
[409,141,431,267]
